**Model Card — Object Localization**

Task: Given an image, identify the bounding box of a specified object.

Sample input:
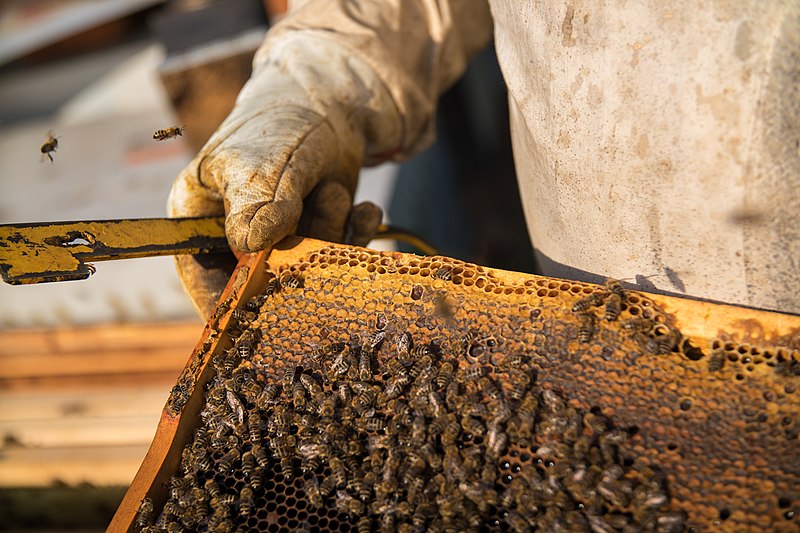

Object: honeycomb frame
[111,236,800,532]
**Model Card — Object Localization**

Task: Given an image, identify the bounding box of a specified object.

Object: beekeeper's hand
[168,0,493,318]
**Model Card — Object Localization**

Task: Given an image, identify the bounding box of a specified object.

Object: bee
[460,365,487,382]
[271,434,296,458]
[280,457,294,479]
[336,489,365,516]
[477,376,501,400]
[358,350,372,381]
[461,416,484,437]
[434,361,454,388]
[225,390,245,425]
[353,386,378,414]
[204,478,221,498]
[410,344,431,359]
[292,380,306,409]
[236,338,253,359]
[707,351,726,372]
[572,292,604,313]
[433,266,453,280]
[364,330,386,352]
[218,448,240,471]
[329,457,347,487]
[577,312,596,343]
[621,317,654,332]
[486,423,509,459]
[506,511,532,533]
[298,373,321,397]
[256,383,281,409]
[507,372,531,401]
[357,516,372,533]
[282,364,298,395]
[251,443,269,468]
[396,331,413,364]
[605,292,622,321]
[386,357,408,377]
[318,394,336,417]
[135,497,154,529]
[247,412,262,442]
[153,126,185,141]
[328,351,350,380]
[40,131,60,163]
[304,477,324,508]
[238,486,254,516]
[280,272,303,288]
[264,277,281,296]
[504,353,530,367]
[633,331,659,354]
[606,277,626,297]
[193,448,213,472]
[654,329,681,355]
[409,354,433,379]
[358,416,384,432]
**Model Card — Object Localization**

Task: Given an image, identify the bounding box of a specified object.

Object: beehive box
[111,237,800,532]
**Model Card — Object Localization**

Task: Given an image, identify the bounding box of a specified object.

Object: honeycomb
[129,244,800,532]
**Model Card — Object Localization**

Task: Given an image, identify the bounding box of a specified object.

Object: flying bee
[605,292,622,321]
[280,272,303,289]
[577,312,596,343]
[153,126,185,141]
[40,131,60,163]
[304,477,324,508]
[238,487,254,516]
[572,292,604,313]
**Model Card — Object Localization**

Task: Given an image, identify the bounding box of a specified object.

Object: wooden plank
[0,370,182,393]
[0,320,201,357]
[0,388,170,423]
[0,445,150,487]
[1,415,160,449]
[0,348,191,380]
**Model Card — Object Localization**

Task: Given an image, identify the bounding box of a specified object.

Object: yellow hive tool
[0,216,228,284]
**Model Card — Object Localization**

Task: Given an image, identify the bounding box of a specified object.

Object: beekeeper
[168,1,799,317]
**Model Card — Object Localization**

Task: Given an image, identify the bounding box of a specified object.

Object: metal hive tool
[112,237,800,532]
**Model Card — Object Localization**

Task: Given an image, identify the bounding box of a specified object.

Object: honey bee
[396,331,413,364]
[238,486,254,516]
[336,489,365,516]
[40,131,60,163]
[256,383,281,409]
[153,126,185,141]
[225,390,245,425]
[633,331,659,354]
[280,272,303,289]
[605,292,622,321]
[507,372,531,401]
[358,350,372,380]
[707,351,726,372]
[329,457,347,487]
[264,277,281,296]
[621,317,654,332]
[292,380,306,409]
[135,497,154,529]
[304,476,324,508]
[433,267,452,280]
[364,330,386,352]
[251,443,269,468]
[434,361,454,388]
[358,416,385,432]
[460,365,487,382]
[654,329,681,355]
[386,357,408,377]
[218,448,240,471]
[606,277,626,297]
[328,351,350,380]
[506,510,532,533]
[461,416,484,437]
[573,311,596,344]
[280,457,294,479]
[477,376,501,400]
[572,292,604,313]
[409,354,433,379]
[486,423,509,459]
[410,344,431,359]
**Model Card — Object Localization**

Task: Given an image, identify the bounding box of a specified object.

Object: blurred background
[0,0,532,530]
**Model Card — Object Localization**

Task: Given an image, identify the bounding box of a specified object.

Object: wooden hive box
[111,237,800,532]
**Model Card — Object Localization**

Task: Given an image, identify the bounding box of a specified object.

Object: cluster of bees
[39,126,183,163]
[134,272,686,532]
[572,280,683,357]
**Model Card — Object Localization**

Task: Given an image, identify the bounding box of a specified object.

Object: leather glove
[168,0,493,319]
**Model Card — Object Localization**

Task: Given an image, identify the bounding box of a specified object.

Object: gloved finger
[298,181,353,243]
[346,201,383,247]
[174,252,237,320]
[168,158,234,319]
[205,106,359,253]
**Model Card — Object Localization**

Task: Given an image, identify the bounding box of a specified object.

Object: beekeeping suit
[169,1,800,318]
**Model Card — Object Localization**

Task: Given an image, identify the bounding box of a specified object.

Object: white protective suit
[169,1,800,316]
